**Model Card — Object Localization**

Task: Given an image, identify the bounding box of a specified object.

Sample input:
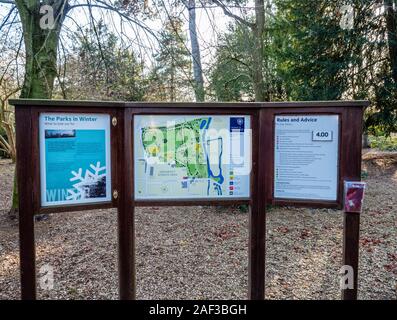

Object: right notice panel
[274,114,339,201]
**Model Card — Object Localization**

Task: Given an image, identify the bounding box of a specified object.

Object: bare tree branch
[211,0,254,28]
[67,0,159,40]
[0,5,16,31]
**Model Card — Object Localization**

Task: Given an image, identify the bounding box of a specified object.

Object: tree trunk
[16,1,66,98]
[253,0,265,101]
[11,1,67,213]
[170,56,175,102]
[187,0,205,102]
[385,0,397,83]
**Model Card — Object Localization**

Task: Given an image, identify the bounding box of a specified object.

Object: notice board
[274,115,339,201]
[133,115,251,200]
[39,113,112,207]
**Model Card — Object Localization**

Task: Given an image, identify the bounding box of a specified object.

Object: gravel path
[0,155,396,300]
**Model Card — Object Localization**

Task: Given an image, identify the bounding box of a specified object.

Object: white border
[274,114,340,201]
[133,115,251,200]
[39,113,112,207]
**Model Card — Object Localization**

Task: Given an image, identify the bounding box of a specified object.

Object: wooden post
[248,109,266,300]
[342,212,360,300]
[341,107,364,300]
[15,107,36,300]
[117,108,135,300]
[9,99,368,301]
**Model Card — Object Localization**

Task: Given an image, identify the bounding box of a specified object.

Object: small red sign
[344,181,366,213]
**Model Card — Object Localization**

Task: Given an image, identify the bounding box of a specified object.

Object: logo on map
[230,117,245,132]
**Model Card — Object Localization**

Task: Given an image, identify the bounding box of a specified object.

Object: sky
[0,0,256,73]
[0,0,270,93]
[64,0,250,71]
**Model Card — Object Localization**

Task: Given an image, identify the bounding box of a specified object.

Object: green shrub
[369,135,397,151]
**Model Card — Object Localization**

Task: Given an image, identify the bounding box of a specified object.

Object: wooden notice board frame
[10,99,369,301]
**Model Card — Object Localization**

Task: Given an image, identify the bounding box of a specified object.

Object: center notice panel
[274,115,339,201]
[134,115,251,200]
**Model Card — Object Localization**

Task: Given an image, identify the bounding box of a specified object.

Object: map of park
[140,117,219,182]
[134,115,250,199]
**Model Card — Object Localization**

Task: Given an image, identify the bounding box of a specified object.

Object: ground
[0,151,396,300]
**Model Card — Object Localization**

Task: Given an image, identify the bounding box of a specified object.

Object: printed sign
[134,115,251,200]
[39,113,111,206]
[274,115,339,201]
[344,181,366,213]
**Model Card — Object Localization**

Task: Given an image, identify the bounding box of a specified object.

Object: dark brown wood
[263,108,346,209]
[128,107,258,116]
[39,202,114,214]
[129,106,258,210]
[110,111,120,208]
[32,107,118,213]
[130,107,262,300]
[31,110,41,217]
[15,106,36,300]
[342,212,360,300]
[248,109,266,300]
[117,108,135,300]
[134,199,250,207]
[262,107,273,209]
[10,99,125,108]
[10,98,370,109]
[340,107,364,300]
[11,99,368,301]
[33,106,119,114]
[339,107,364,203]
[262,105,365,300]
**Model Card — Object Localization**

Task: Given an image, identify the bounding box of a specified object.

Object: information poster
[274,115,339,201]
[134,115,251,200]
[39,113,111,206]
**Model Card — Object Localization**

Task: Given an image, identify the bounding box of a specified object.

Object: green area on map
[141,118,211,179]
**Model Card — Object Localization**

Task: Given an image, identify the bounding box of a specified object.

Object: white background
[274,115,339,201]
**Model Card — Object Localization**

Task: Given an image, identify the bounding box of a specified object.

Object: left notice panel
[39,113,111,207]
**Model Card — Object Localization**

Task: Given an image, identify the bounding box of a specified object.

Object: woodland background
[1,0,397,209]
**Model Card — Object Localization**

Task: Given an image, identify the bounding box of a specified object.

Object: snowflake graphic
[66,162,106,201]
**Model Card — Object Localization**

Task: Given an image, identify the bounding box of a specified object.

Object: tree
[210,19,283,102]
[185,0,205,101]
[0,0,162,212]
[0,83,19,163]
[146,17,193,101]
[210,23,254,101]
[0,25,22,162]
[376,0,397,134]
[385,0,397,83]
[271,0,397,134]
[56,22,146,101]
[12,0,67,99]
[271,1,353,100]
[212,0,268,101]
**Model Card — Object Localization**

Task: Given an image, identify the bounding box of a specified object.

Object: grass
[369,135,397,151]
